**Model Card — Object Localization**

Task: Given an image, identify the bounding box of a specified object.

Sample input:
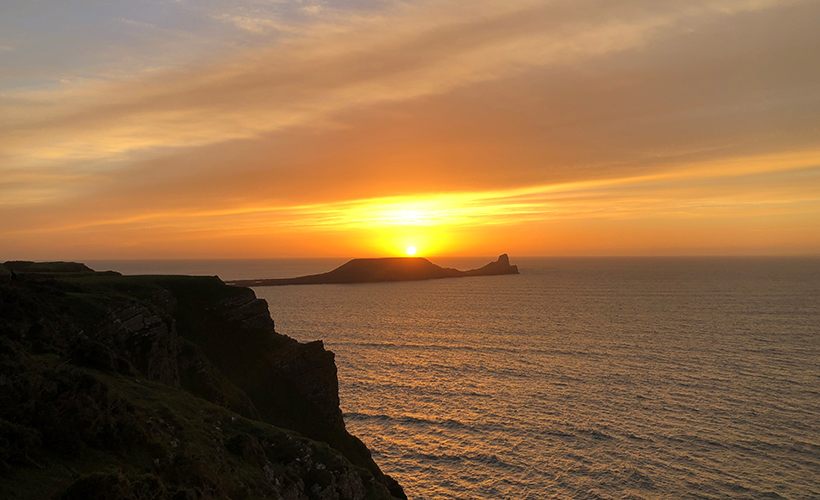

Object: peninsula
[0,261,405,500]
[227,254,519,287]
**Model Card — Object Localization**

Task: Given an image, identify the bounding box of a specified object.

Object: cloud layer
[1,0,819,257]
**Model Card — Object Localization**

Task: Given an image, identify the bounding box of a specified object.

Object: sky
[2,0,819,259]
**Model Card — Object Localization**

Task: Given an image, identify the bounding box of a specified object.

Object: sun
[405,245,417,256]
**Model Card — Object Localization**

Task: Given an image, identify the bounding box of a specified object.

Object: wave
[345,411,478,433]
[258,258,820,500]
[403,450,526,472]
[334,340,605,359]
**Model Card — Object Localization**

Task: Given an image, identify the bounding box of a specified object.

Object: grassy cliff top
[0,262,402,500]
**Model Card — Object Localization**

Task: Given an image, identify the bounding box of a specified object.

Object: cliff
[0,261,405,499]
[229,254,519,287]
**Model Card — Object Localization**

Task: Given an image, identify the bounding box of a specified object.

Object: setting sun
[2,2,818,500]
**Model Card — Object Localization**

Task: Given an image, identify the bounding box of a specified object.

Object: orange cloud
[1,0,819,258]
[4,148,819,258]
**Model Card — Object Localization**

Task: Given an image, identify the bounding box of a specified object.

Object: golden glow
[405,246,417,256]
[2,1,819,259]
[18,148,820,236]
[4,150,820,258]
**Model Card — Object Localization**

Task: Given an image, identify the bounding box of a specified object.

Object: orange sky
[2,0,819,259]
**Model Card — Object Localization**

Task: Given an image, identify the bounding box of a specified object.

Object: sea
[87,257,820,499]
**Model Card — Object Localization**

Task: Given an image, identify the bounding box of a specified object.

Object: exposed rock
[176,340,260,419]
[96,303,181,387]
[219,294,278,332]
[0,263,406,500]
[154,277,399,494]
[463,253,519,276]
[276,340,344,431]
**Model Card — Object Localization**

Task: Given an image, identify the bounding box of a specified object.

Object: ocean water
[92,257,820,499]
[254,257,820,500]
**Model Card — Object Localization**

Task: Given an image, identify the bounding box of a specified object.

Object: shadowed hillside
[0,261,405,500]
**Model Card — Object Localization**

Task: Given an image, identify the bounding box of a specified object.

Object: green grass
[0,269,396,499]
[1,363,389,500]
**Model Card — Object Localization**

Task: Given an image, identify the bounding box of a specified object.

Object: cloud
[2,0,819,257]
[3,0,805,171]
[212,14,292,34]
[7,148,820,235]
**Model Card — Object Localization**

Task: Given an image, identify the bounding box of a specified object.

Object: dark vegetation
[0,261,405,500]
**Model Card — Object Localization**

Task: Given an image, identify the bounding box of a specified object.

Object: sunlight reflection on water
[255,258,820,500]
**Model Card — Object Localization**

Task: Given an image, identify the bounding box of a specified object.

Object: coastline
[0,261,406,499]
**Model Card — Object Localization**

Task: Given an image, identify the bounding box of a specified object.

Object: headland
[0,261,406,500]
[227,253,519,287]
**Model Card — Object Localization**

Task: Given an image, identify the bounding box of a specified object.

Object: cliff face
[157,278,394,488]
[0,262,405,499]
[463,253,519,276]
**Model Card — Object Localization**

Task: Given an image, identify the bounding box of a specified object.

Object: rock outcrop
[229,253,519,287]
[0,261,406,500]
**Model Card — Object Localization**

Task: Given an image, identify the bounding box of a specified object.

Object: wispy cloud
[11,149,820,235]
[212,13,292,34]
[2,0,801,169]
[2,0,818,257]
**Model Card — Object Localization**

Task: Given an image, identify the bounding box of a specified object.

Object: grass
[0,267,397,499]
[1,360,389,499]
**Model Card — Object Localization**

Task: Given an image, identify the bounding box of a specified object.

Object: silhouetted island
[227,254,519,287]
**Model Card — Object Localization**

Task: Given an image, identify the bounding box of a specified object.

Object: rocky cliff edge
[0,261,406,500]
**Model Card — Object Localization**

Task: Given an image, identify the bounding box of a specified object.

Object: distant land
[227,254,519,287]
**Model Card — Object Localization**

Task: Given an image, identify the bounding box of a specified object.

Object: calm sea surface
[90,258,820,499]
